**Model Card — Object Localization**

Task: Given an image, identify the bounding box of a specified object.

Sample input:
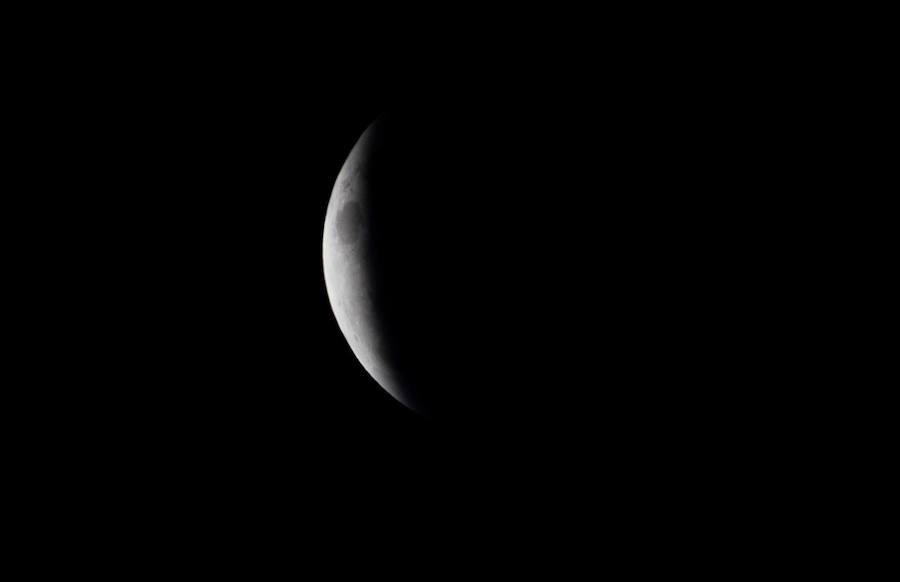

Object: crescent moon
[322,120,412,410]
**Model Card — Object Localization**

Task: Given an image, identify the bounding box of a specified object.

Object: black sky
[12,14,819,527]
[6,12,849,568]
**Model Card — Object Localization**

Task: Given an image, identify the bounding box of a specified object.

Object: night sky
[25,25,796,530]
[8,10,833,571]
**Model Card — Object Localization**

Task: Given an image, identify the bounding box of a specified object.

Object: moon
[321,112,535,420]
[322,119,411,410]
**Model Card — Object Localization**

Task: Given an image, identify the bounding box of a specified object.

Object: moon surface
[322,120,409,409]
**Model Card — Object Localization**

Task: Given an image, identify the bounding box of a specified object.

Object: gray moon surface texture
[322,122,407,409]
